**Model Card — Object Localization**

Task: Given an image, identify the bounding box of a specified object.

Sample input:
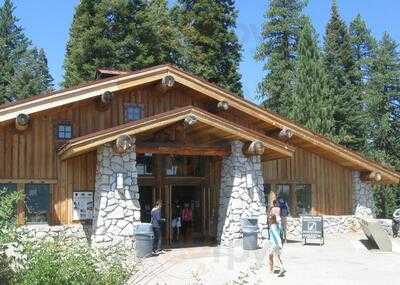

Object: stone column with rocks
[91,141,141,252]
[217,141,268,247]
[352,171,375,218]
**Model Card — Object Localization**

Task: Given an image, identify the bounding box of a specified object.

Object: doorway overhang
[58,106,295,160]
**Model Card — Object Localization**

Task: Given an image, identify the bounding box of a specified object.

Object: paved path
[128,233,400,285]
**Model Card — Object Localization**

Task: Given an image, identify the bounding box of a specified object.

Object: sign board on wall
[73,192,94,221]
[301,215,324,245]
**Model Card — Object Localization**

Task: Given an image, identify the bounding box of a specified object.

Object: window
[164,156,205,177]
[57,122,73,139]
[137,154,153,175]
[295,184,312,215]
[125,104,143,122]
[25,184,50,224]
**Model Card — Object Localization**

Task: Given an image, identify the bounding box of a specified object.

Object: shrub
[16,240,131,285]
[0,188,24,284]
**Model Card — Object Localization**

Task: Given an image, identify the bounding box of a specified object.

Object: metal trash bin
[242,218,258,250]
[134,223,154,258]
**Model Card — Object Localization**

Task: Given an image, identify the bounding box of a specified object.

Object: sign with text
[73,192,94,221]
[301,215,324,245]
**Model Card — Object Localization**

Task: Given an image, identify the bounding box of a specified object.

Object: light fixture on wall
[116,173,124,189]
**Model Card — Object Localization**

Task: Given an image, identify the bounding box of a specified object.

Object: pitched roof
[0,64,399,183]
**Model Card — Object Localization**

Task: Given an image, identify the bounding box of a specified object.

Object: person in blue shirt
[268,214,286,277]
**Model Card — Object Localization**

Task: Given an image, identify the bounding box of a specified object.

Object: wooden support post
[15,113,30,131]
[183,115,197,128]
[114,134,134,154]
[156,75,175,94]
[243,141,265,155]
[217,100,229,111]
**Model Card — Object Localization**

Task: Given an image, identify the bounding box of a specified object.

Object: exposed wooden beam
[156,75,175,94]
[278,127,293,141]
[136,143,231,156]
[15,113,30,131]
[114,134,134,154]
[183,115,197,128]
[217,100,229,111]
[95,91,113,111]
[243,141,265,155]
[360,171,383,182]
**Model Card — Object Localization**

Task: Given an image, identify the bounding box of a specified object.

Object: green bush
[16,241,131,285]
[0,188,24,284]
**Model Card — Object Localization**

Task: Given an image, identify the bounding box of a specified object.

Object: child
[268,214,286,277]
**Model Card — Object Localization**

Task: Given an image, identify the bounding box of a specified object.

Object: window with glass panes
[57,123,73,139]
[25,184,50,223]
[125,104,143,122]
[295,184,312,215]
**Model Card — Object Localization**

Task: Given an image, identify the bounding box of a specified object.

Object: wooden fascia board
[0,68,168,123]
[60,106,294,160]
[190,109,295,157]
[169,68,400,183]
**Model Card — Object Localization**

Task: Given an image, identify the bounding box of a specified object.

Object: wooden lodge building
[0,64,399,248]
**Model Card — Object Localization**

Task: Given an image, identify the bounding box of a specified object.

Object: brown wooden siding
[262,148,353,215]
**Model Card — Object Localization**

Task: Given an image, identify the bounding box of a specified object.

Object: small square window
[57,123,73,140]
[125,104,143,122]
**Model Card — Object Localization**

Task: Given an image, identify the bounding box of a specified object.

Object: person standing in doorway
[268,214,286,277]
[151,200,164,254]
[181,202,193,240]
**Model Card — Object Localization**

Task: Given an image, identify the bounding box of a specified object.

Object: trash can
[242,218,258,250]
[134,223,154,258]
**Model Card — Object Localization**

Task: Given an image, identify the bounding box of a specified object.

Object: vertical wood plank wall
[0,84,354,224]
[262,148,353,215]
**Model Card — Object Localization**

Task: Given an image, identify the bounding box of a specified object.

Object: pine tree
[288,19,335,137]
[349,14,376,83]
[172,0,243,95]
[323,1,366,149]
[63,0,179,88]
[255,0,307,112]
[366,33,400,218]
[0,0,52,103]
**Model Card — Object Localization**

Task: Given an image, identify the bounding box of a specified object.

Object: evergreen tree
[63,0,179,88]
[288,19,335,137]
[0,0,52,103]
[255,0,307,112]
[349,14,376,83]
[323,1,366,149]
[367,33,400,218]
[172,0,243,95]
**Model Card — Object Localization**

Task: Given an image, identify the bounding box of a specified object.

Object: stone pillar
[352,171,374,218]
[91,141,141,251]
[217,141,268,247]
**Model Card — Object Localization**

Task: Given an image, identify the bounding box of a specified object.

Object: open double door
[139,184,206,247]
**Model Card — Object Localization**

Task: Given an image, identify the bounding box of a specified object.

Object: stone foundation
[286,215,393,240]
[352,171,374,218]
[17,224,92,243]
[217,141,268,246]
[91,142,141,251]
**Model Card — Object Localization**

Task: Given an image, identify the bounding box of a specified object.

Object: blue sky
[5,0,400,103]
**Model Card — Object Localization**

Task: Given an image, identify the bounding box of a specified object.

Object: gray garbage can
[135,223,154,258]
[242,218,258,250]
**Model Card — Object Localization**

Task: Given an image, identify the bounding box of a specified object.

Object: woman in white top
[269,200,282,228]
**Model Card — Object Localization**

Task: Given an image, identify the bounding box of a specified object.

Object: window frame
[56,121,73,140]
[124,103,143,122]
[25,183,51,224]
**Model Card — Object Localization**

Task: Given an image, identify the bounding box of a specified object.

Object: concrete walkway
[128,233,400,285]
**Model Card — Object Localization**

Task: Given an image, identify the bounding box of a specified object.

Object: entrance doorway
[169,185,204,247]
